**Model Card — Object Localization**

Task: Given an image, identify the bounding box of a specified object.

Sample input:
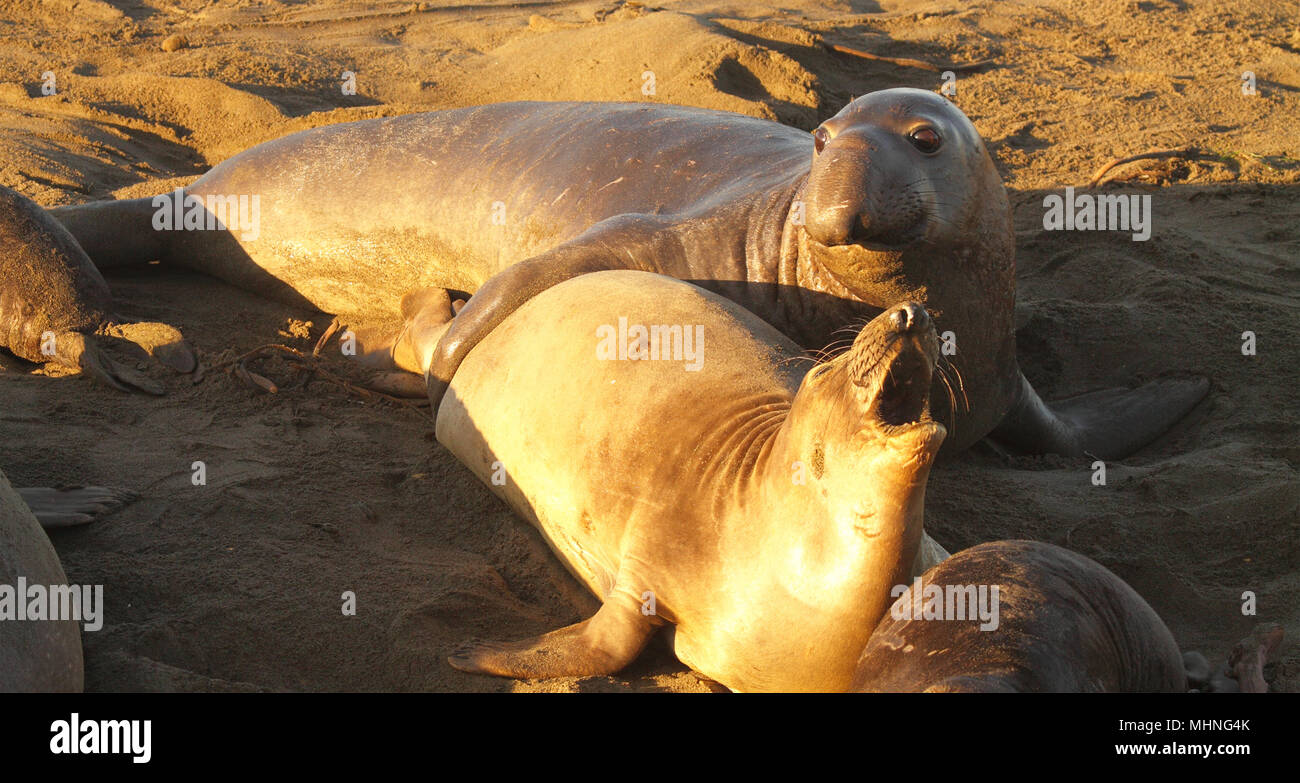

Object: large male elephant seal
[0,185,194,392]
[437,270,948,692]
[851,540,1186,692]
[49,89,1206,457]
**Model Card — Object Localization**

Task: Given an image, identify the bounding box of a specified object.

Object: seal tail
[49,197,167,269]
[992,370,1209,460]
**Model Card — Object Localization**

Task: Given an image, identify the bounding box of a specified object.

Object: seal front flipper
[17,485,138,529]
[447,587,657,679]
[103,321,197,373]
[49,332,166,395]
[425,214,680,410]
[991,370,1209,459]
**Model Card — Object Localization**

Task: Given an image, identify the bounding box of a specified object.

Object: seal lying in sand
[0,185,194,392]
[50,89,1205,457]
[1,471,92,691]
[0,467,132,692]
[851,540,1186,692]
[438,270,947,692]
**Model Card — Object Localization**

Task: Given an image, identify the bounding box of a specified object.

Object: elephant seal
[0,467,86,691]
[851,540,1186,692]
[0,185,194,392]
[437,270,948,692]
[50,89,1205,456]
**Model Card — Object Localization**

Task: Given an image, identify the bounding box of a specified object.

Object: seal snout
[802,129,929,250]
[888,301,927,335]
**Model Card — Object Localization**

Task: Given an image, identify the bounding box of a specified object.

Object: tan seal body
[851,540,1186,693]
[437,270,946,692]
[0,467,84,692]
[52,91,1204,457]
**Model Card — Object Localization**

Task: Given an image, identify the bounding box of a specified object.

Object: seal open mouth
[851,302,939,433]
[871,345,933,428]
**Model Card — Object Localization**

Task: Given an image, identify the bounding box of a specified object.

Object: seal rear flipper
[17,486,138,529]
[991,371,1209,459]
[56,332,166,395]
[446,590,656,679]
[390,286,459,374]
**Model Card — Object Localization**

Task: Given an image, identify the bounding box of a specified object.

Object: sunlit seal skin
[0,185,194,393]
[851,540,1186,693]
[437,270,947,692]
[0,467,84,691]
[50,90,1204,456]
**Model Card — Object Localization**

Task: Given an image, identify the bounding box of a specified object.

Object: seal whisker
[938,356,971,414]
[935,363,959,434]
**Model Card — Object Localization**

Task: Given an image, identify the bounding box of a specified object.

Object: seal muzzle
[849,302,941,435]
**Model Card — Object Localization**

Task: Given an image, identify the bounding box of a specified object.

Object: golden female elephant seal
[437,270,948,692]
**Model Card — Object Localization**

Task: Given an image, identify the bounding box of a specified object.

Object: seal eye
[909,127,941,154]
[812,127,829,154]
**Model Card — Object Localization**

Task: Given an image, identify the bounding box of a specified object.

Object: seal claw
[54,332,165,395]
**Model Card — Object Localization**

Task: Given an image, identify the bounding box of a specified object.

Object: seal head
[781,300,945,535]
[801,88,1013,316]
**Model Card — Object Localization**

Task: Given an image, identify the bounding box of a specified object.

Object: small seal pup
[438,270,947,692]
[0,185,194,392]
[50,90,1205,457]
[850,540,1186,692]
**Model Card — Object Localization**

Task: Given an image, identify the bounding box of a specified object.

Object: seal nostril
[904,302,927,333]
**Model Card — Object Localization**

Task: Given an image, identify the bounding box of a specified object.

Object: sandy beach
[0,0,1295,691]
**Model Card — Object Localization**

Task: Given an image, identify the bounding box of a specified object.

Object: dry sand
[0,0,1296,691]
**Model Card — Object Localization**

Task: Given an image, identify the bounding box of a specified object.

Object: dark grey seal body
[851,540,1186,693]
